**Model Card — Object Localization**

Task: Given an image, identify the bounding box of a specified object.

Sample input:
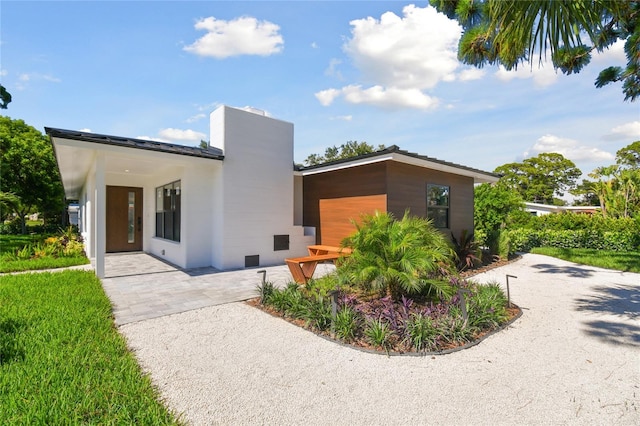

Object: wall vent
[245,255,260,268]
[274,235,290,251]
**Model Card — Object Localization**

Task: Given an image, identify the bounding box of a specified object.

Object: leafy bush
[467,283,509,329]
[339,211,455,300]
[507,228,639,252]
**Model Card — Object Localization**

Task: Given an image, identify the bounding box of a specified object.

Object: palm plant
[339,211,455,301]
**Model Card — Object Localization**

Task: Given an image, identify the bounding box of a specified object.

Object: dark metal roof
[45,127,224,160]
[297,144,500,179]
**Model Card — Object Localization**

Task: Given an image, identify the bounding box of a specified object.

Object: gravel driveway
[119,253,639,425]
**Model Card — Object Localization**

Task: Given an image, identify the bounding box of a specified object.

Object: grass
[531,247,640,273]
[0,234,44,254]
[0,270,181,424]
[0,234,90,273]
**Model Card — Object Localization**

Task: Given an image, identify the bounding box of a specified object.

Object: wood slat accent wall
[385,161,474,239]
[303,162,387,244]
[319,194,387,246]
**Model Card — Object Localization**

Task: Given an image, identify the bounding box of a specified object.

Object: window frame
[426,183,450,229]
[155,180,181,242]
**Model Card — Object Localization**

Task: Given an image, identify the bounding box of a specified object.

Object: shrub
[339,211,455,301]
[404,313,438,352]
[467,283,509,329]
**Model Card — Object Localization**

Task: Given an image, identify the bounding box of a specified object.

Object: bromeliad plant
[339,211,456,301]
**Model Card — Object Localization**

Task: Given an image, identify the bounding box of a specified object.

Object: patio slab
[99,253,335,325]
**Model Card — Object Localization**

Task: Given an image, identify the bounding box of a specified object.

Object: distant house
[47,105,498,278]
[524,202,600,217]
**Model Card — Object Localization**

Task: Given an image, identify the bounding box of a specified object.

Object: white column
[95,153,106,278]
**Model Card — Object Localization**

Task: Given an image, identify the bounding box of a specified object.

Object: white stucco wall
[210,106,314,269]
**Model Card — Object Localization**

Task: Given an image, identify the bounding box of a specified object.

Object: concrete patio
[99,253,335,325]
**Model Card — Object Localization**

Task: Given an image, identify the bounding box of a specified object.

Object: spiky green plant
[339,211,455,301]
[364,318,392,352]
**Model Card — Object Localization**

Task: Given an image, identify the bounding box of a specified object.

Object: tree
[494,153,582,204]
[578,140,640,218]
[474,183,527,255]
[304,141,385,166]
[198,139,208,149]
[0,85,11,109]
[616,140,640,168]
[0,116,65,233]
[431,0,640,101]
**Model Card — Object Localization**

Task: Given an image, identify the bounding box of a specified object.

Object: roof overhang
[47,128,224,199]
[299,151,499,184]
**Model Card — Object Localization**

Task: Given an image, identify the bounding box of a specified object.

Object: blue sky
[2,1,639,182]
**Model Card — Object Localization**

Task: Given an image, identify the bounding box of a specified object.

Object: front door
[106,186,143,252]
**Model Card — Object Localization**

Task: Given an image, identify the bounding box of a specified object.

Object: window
[427,184,449,228]
[156,180,181,242]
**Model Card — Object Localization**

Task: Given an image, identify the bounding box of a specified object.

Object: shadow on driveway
[576,284,640,347]
[531,263,595,278]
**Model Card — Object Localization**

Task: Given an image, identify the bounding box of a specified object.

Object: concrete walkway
[100,253,335,325]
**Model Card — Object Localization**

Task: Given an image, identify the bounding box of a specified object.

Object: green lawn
[0,234,90,273]
[530,247,640,273]
[0,271,182,424]
[0,234,44,254]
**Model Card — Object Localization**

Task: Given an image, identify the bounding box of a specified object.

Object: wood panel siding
[303,163,387,244]
[319,194,387,246]
[385,162,474,238]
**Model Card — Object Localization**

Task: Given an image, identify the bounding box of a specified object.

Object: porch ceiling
[51,136,220,199]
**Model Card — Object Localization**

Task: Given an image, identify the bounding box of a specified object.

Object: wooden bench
[307,245,352,256]
[285,251,347,284]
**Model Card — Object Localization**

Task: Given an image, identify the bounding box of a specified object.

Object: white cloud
[158,128,207,142]
[311,42,318,49]
[324,58,343,79]
[343,85,438,109]
[525,134,614,162]
[136,135,170,143]
[593,39,626,64]
[186,113,206,123]
[345,5,461,90]
[330,115,352,121]
[458,68,485,81]
[602,120,640,141]
[184,16,283,58]
[0,69,7,77]
[317,4,460,110]
[315,88,341,106]
[495,64,558,87]
[78,128,92,133]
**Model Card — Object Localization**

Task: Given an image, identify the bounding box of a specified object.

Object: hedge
[507,228,639,252]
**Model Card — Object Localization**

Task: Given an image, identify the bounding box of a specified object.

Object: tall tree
[494,153,582,204]
[431,0,640,101]
[304,141,385,166]
[616,140,640,168]
[0,116,65,233]
[0,85,11,109]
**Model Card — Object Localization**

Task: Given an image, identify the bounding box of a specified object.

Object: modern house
[47,105,499,278]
